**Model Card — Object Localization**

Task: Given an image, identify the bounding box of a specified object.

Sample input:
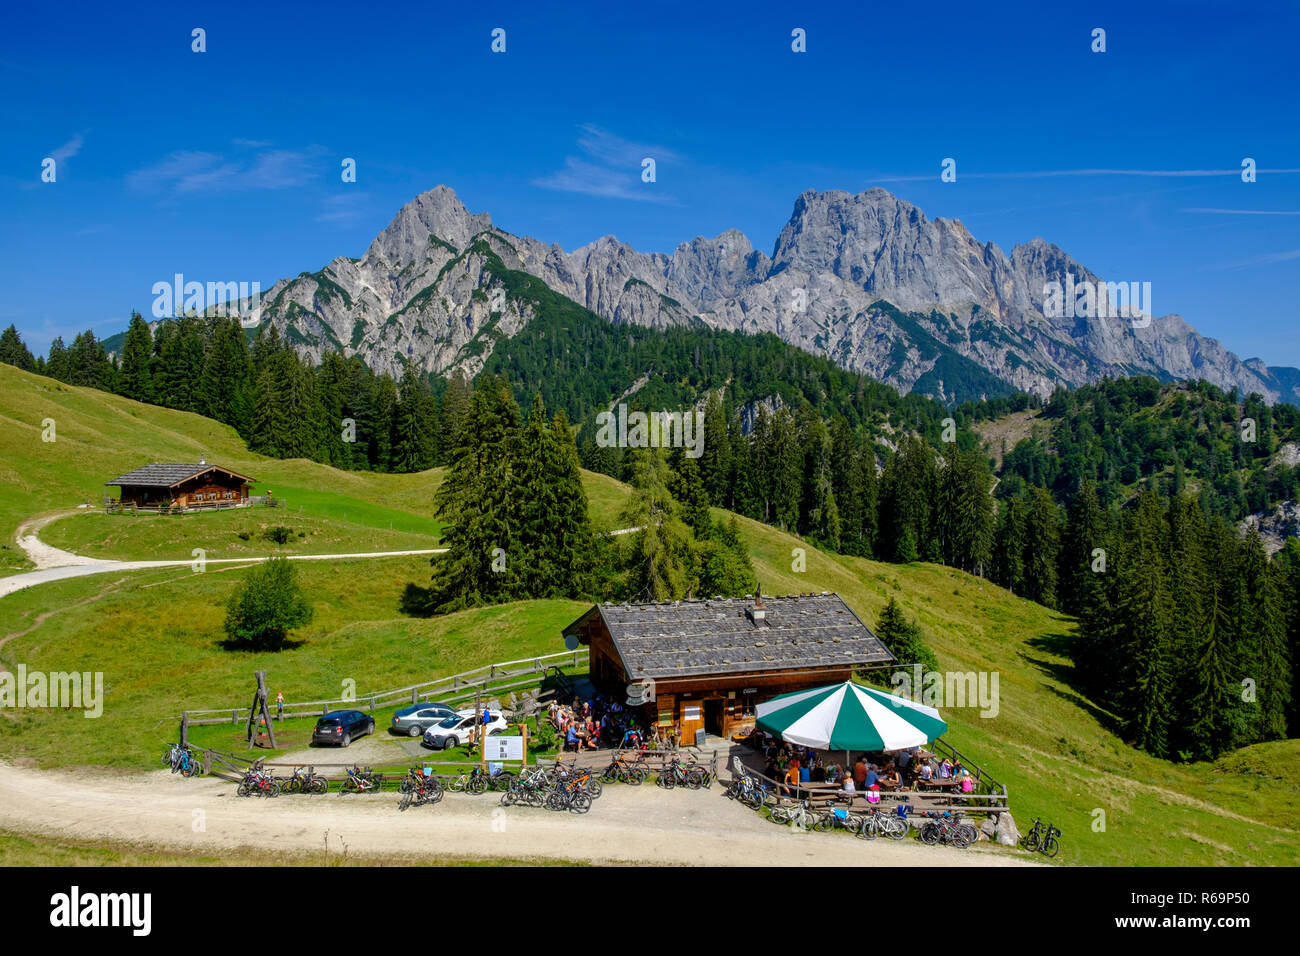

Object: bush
[263,525,293,545]
[223,556,313,651]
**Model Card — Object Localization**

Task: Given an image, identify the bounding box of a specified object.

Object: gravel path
[1,510,444,599]
[0,760,1035,866]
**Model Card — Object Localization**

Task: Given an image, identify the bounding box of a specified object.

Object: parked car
[391,702,458,737]
[312,710,375,747]
[422,709,508,750]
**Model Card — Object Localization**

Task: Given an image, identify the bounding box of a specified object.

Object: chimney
[745,583,767,625]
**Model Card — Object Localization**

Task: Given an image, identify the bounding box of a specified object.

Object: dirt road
[0,761,1034,866]
[1,511,444,599]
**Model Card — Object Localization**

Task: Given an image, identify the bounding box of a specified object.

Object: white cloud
[128,144,325,195]
[533,125,678,202]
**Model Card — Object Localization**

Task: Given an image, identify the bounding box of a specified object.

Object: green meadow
[1,367,1297,865]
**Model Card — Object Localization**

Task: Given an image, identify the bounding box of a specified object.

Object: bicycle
[282,765,328,795]
[658,756,706,790]
[769,799,822,830]
[918,811,975,848]
[1021,817,1061,857]
[855,807,909,841]
[339,765,384,795]
[236,766,281,797]
[601,751,648,785]
[163,743,202,777]
[544,778,593,814]
[398,768,445,811]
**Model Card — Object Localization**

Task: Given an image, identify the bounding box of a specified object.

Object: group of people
[548,695,649,753]
[756,734,976,800]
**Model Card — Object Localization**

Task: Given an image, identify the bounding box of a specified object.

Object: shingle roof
[574,592,895,681]
[105,463,256,487]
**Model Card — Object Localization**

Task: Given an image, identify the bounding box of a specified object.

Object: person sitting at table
[812,762,826,783]
[839,773,857,801]
[863,763,880,790]
[784,760,801,797]
[896,747,915,772]
[938,758,953,779]
[799,760,811,784]
[951,758,964,778]
[918,760,934,783]
[584,718,600,750]
[853,757,867,791]
[879,763,901,790]
[565,722,579,753]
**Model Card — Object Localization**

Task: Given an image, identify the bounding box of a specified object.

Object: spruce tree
[0,324,36,371]
[117,312,154,402]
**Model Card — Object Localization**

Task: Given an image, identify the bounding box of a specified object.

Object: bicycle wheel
[600,767,618,784]
[685,769,705,790]
[448,774,467,793]
[467,776,488,795]
[584,778,603,799]
[1021,831,1041,852]
[399,789,413,812]
[769,806,791,825]
[569,792,592,814]
[181,760,200,778]
[883,816,909,840]
[855,816,878,840]
[236,781,252,797]
[659,771,675,790]
[308,776,328,795]
[956,823,978,844]
[545,790,568,812]
[952,827,973,849]
[1042,836,1060,858]
[919,822,942,845]
[812,812,835,833]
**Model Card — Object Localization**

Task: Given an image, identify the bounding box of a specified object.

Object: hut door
[704,699,724,737]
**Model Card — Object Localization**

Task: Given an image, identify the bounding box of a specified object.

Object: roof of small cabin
[105,462,256,488]
[565,592,895,681]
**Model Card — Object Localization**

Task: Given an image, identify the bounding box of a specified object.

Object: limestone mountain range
[243,184,1300,406]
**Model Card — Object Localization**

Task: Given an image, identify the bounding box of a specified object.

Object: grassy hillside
[1,368,1296,865]
[0,363,628,570]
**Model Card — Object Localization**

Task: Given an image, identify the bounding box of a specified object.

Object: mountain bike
[658,756,706,790]
[236,766,281,797]
[163,743,202,777]
[339,765,384,794]
[1021,817,1061,857]
[769,799,822,831]
[398,768,444,810]
[282,765,328,795]
[601,751,647,785]
[918,811,974,848]
[545,778,593,813]
[855,807,908,841]
[727,774,773,809]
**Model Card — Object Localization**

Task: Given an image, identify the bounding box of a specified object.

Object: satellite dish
[563,634,579,651]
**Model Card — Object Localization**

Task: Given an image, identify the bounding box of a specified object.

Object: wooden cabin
[563,591,895,746]
[105,460,255,510]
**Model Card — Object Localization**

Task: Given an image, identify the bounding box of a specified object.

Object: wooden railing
[178,649,589,728]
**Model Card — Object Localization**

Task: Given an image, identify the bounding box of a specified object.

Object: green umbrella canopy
[755,681,947,751]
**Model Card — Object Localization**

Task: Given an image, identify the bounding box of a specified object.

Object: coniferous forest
[3,314,1298,762]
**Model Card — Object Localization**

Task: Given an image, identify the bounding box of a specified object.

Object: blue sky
[3,0,1298,367]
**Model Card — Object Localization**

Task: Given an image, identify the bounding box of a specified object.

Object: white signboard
[484,735,524,761]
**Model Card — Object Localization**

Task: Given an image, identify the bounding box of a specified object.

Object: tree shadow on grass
[1022,631,1123,738]
[399,582,436,618]
[216,637,307,652]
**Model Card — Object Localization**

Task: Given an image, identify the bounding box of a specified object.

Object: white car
[421,709,508,750]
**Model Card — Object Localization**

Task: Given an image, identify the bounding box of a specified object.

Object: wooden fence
[178,649,589,731]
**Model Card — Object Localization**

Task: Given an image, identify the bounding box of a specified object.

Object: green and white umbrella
[756,681,947,751]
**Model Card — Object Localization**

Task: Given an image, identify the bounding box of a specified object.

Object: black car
[390,702,458,737]
[312,710,374,747]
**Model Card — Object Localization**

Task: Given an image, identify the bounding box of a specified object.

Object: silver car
[391,702,458,737]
